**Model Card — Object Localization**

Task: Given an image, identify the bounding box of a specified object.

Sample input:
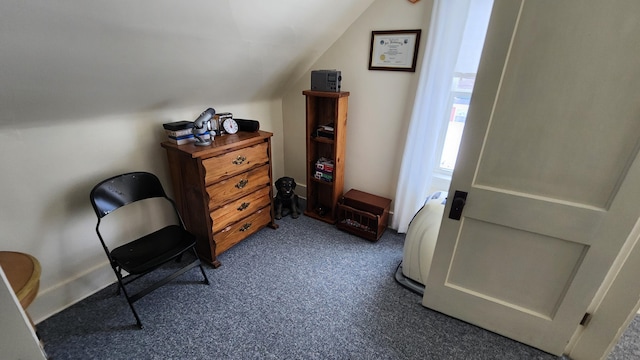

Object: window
[439,73,476,171]
[434,0,493,175]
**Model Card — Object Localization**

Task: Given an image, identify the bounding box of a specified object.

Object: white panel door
[423,0,640,356]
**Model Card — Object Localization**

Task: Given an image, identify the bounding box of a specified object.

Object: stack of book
[163,121,195,145]
[315,123,334,139]
[314,157,334,182]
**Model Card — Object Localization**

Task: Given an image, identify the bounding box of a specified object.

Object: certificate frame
[369,29,421,72]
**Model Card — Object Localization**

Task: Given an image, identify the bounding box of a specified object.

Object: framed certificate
[369,30,421,72]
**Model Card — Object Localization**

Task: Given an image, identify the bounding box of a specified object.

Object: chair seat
[111,225,196,274]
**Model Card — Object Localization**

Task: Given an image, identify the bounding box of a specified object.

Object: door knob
[448,190,468,220]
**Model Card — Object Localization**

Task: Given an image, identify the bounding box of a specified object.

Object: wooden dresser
[161,131,277,267]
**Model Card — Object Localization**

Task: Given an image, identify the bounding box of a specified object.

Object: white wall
[1,99,284,323]
[282,0,433,209]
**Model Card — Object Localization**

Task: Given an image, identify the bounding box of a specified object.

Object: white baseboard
[295,184,307,200]
[29,262,116,324]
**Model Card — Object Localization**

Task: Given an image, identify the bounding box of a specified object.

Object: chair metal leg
[115,266,122,295]
[124,295,144,329]
[199,264,209,285]
[114,269,144,328]
[193,248,210,285]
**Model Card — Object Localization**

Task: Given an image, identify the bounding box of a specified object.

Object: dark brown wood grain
[161,131,276,267]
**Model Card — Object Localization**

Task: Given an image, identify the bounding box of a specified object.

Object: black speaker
[236,119,260,132]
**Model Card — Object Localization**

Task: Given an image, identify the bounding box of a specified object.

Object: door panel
[424,0,640,356]
[448,218,587,319]
[467,187,604,243]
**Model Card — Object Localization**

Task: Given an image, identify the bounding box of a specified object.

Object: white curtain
[392,0,472,233]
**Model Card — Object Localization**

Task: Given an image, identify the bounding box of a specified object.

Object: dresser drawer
[206,164,271,207]
[214,206,271,255]
[203,142,269,184]
[211,186,271,233]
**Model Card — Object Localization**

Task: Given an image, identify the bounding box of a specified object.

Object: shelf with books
[303,90,349,224]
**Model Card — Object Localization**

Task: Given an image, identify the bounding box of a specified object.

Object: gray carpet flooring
[608,315,640,360]
[36,214,637,359]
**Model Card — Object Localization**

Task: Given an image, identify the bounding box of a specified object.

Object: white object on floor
[396,192,447,294]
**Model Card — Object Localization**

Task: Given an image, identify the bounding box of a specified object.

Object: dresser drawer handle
[239,223,252,232]
[232,156,247,165]
[237,202,250,211]
[235,179,249,189]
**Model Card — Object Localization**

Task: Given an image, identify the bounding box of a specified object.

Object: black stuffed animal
[274,176,300,219]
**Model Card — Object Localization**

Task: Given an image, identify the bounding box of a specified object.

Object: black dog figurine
[274,176,300,219]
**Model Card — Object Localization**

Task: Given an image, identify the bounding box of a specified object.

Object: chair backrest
[90,172,168,219]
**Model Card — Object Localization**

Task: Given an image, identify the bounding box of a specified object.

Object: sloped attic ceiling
[0,0,375,124]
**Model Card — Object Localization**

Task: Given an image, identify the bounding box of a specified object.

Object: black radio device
[311,70,342,92]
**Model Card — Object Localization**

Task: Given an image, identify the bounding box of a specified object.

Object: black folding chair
[89,171,209,328]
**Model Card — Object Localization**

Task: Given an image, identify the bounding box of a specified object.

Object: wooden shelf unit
[303,90,349,224]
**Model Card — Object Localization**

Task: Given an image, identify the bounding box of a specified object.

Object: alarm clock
[222,117,239,134]
[214,113,237,135]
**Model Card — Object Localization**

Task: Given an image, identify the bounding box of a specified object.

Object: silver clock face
[223,118,239,134]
